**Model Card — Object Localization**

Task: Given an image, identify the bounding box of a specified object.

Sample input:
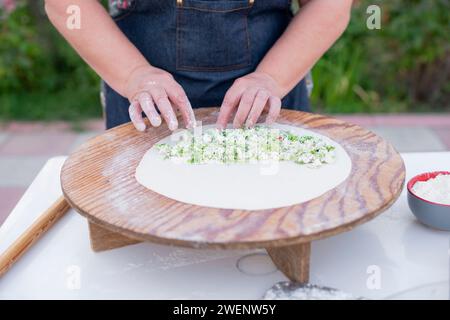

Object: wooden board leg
[88,221,141,252]
[266,242,311,283]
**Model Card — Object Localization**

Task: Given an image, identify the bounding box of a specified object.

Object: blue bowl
[407,171,450,231]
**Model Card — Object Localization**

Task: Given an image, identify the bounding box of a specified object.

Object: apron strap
[177,0,254,5]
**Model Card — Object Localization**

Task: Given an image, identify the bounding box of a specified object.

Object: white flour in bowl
[412,174,450,205]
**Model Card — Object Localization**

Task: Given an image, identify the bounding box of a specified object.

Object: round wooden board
[61,108,405,249]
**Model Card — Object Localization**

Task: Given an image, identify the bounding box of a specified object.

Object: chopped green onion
[156,126,336,167]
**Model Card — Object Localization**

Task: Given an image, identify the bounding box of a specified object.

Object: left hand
[216,71,282,129]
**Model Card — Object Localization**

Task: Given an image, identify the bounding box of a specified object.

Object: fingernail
[168,119,178,131]
[189,116,197,128]
[136,122,146,132]
[187,102,196,128]
[150,115,162,127]
[245,119,254,128]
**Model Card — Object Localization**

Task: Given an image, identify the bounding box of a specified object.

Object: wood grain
[88,221,141,252]
[0,196,70,277]
[61,108,405,250]
[266,242,310,283]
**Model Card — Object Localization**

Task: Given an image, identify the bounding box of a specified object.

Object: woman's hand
[125,65,196,131]
[216,71,282,129]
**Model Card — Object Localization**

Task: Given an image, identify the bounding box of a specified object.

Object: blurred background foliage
[0,0,102,121]
[0,0,449,121]
[311,0,450,113]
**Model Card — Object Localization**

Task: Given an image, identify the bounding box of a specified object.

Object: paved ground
[0,114,449,226]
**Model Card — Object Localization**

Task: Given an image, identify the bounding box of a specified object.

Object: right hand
[125,65,196,131]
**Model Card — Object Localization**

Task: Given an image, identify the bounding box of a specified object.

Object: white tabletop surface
[0,153,449,300]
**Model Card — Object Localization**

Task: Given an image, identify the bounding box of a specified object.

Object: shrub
[311,0,450,113]
[0,0,101,121]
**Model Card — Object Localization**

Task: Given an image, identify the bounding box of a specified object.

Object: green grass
[0,87,102,122]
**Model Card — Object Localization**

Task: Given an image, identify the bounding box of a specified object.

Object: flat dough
[135,124,352,210]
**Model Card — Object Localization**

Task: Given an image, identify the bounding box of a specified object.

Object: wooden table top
[61,108,405,249]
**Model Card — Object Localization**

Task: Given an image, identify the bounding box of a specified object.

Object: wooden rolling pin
[0,196,70,277]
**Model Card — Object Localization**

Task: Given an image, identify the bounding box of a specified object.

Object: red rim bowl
[407,171,450,207]
[407,171,450,231]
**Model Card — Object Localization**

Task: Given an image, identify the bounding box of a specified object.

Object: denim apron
[105,0,310,129]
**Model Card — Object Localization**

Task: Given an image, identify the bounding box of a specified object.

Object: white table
[0,153,449,300]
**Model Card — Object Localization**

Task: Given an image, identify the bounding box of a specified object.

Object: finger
[137,92,161,127]
[217,83,246,130]
[245,89,270,127]
[233,87,258,128]
[150,87,178,131]
[166,83,196,129]
[265,96,282,125]
[128,101,146,132]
